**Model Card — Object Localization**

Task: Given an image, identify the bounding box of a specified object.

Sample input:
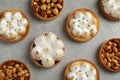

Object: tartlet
[30,32,65,68]
[0,9,30,43]
[64,59,100,80]
[99,38,120,72]
[31,0,64,21]
[0,60,30,80]
[100,0,120,21]
[66,8,100,42]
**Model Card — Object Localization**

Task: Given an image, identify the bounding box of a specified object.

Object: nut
[40,4,47,10]
[46,0,51,3]
[50,2,55,7]
[113,46,118,53]
[46,9,52,14]
[57,4,62,9]
[53,8,59,15]
[41,0,46,3]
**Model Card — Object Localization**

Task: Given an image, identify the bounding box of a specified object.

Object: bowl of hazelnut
[31,0,64,21]
[0,60,30,80]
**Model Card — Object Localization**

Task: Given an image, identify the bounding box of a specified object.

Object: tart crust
[66,8,100,42]
[0,60,30,80]
[30,33,65,68]
[99,38,120,72]
[0,9,30,43]
[31,0,64,21]
[64,59,100,80]
[100,2,120,21]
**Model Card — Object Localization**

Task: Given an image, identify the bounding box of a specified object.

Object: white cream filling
[0,11,28,39]
[67,62,97,80]
[69,11,97,38]
[31,32,65,68]
[102,0,120,19]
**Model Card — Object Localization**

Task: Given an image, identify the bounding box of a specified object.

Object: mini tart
[0,60,30,80]
[100,0,120,21]
[99,38,120,72]
[0,9,30,42]
[64,59,100,80]
[66,8,100,42]
[31,0,64,21]
[30,32,65,68]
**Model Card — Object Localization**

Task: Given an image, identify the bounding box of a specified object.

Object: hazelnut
[47,4,51,9]
[46,9,52,14]
[40,4,47,11]
[57,4,62,9]
[15,64,19,68]
[46,0,51,3]
[50,2,55,7]
[41,0,46,3]
[53,8,59,15]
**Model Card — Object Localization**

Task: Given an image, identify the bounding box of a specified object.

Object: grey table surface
[0,0,120,80]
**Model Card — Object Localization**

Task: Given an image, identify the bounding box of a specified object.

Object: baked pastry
[31,0,64,20]
[0,9,30,42]
[100,0,120,21]
[66,8,100,42]
[99,38,120,72]
[0,60,30,80]
[64,59,100,80]
[30,32,65,68]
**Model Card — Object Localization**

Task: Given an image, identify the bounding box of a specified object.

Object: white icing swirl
[67,61,97,80]
[0,11,28,40]
[31,32,65,68]
[69,11,97,38]
[102,0,120,19]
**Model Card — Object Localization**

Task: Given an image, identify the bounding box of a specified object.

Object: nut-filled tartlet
[64,59,100,80]
[31,0,64,20]
[66,8,100,42]
[30,32,65,68]
[100,0,120,21]
[0,9,30,42]
[100,38,120,72]
[0,60,30,80]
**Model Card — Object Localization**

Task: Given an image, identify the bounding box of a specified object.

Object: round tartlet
[64,59,100,80]
[30,32,65,68]
[99,38,120,72]
[31,0,64,21]
[100,0,120,21]
[0,9,30,43]
[0,60,30,80]
[66,8,100,42]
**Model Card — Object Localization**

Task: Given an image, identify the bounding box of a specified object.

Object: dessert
[0,9,30,42]
[31,0,64,20]
[0,60,30,80]
[100,0,120,21]
[99,38,120,72]
[66,8,100,42]
[64,59,100,80]
[30,32,65,68]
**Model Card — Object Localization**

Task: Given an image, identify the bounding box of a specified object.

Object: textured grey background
[0,0,120,80]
